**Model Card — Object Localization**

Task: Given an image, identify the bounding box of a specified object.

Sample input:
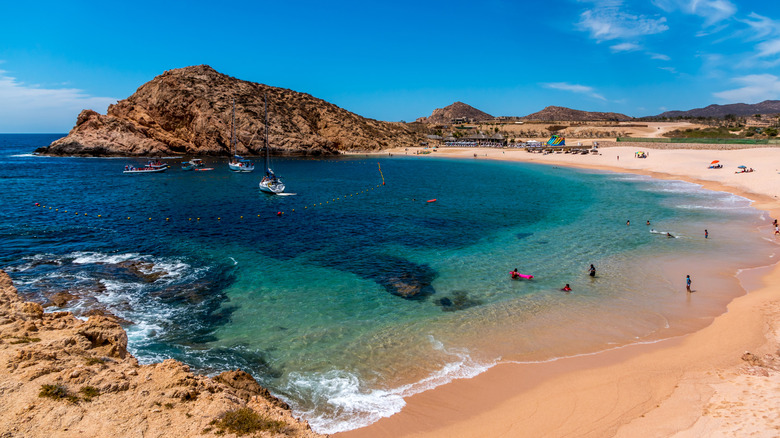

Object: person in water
[646,220,650,226]
[561,284,572,292]
[588,264,596,277]
[626,220,630,226]
[667,232,674,238]
[511,268,520,279]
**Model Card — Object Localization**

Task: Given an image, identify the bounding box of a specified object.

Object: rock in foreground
[0,270,324,438]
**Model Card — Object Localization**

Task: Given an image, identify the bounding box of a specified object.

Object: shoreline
[338,146,780,437]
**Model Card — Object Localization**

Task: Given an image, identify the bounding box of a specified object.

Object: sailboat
[258,94,285,194]
[228,98,255,172]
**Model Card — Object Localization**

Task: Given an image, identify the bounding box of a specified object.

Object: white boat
[181,158,205,171]
[258,94,285,194]
[227,98,255,172]
[123,165,167,174]
[229,155,255,172]
[147,160,169,169]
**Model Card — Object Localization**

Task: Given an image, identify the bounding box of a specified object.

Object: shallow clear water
[1,135,776,433]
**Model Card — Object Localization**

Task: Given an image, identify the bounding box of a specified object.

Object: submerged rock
[436,290,483,312]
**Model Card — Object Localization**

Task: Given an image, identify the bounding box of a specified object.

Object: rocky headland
[415,102,494,125]
[0,270,325,438]
[520,105,632,122]
[38,65,421,157]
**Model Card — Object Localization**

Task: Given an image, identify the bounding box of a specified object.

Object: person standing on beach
[705,229,709,239]
[686,275,692,293]
[588,264,596,277]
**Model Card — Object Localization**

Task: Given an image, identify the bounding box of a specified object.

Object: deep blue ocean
[1,134,776,433]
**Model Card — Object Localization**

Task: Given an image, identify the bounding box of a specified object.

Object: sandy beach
[338,146,780,438]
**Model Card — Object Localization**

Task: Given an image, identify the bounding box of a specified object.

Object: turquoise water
[1,135,777,433]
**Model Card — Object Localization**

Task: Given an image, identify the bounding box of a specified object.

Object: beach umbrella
[738,165,747,168]
[711,160,719,164]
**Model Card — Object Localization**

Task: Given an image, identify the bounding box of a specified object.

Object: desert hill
[40,65,421,156]
[416,101,493,124]
[521,106,632,122]
[653,100,780,119]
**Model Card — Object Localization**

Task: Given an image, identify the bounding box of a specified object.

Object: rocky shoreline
[0,270,325,438]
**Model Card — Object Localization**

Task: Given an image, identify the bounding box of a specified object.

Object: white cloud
[713,74,780,102]
[0,69,116,132]
[756,38,780,58]
[659,66,678,73]
[542,82,607,100]
[579,5,668,41]
[648,52,671,60]
[611,42,641,52]
[738,13,778,40]
[653,0,736,25]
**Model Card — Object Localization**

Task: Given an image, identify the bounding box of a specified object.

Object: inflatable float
[510,271,534,280]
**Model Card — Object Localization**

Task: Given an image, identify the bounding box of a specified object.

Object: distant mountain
[653,100,780,118]
[40,65,420,157]
[417,102,493,124]
[521,106,632,122]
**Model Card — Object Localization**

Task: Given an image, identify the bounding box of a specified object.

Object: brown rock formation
[40,65,420,157]
[416,102,494,124]
[0,270,324,438]
[521,106,632,122]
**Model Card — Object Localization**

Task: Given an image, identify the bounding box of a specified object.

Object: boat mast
[231,98,236,157]
[264,93,269,175]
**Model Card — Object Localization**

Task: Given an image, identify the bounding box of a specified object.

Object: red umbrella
[711,160,719,164]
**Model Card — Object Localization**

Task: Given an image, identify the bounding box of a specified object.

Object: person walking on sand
[705,229,709,239]
[686,275,692,293]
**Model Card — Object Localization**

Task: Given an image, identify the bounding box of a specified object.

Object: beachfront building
[442,132,506,148]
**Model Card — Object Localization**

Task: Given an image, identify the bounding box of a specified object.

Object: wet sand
[338,146,780,437]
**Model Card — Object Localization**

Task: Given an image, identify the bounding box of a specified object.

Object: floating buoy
[277,211,283,216]
[427,199,437,203]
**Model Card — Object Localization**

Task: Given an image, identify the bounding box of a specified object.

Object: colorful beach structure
[547,135,565,146]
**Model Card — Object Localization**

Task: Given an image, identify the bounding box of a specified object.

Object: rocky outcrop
[521,106,632,122]
[40,65,421,157]
[0,270,323,438]
[653,100,780,119]
[416,102,494,124]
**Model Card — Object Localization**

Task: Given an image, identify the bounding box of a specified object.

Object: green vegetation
[79,386,100,402]
[9,336,41,344]
[84,357,105,365]
[209,408,288,436]
[664,126,741,138]
[39,384,79,403]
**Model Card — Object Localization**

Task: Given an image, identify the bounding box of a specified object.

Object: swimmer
[588,264,596,277]
[561,284,572,292]
[667,232,674,238]
[511,268,520,280]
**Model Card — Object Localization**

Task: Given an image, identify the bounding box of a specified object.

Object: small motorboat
[123,166,167,174]
[182,158,206,171]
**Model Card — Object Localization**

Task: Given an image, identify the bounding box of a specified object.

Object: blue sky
[1,0,779,132]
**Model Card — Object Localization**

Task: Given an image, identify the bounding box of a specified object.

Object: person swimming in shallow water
[561,284,572,292]
[588,264,596,277]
